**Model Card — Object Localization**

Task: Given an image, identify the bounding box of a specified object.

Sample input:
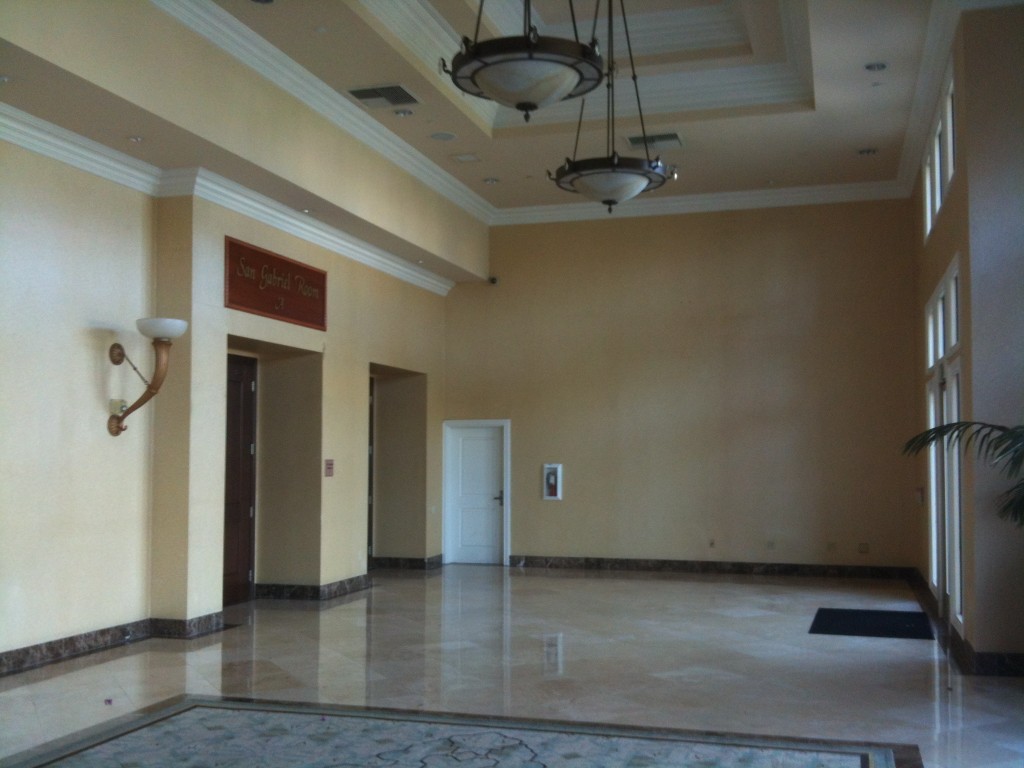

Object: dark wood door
[224,354,257,606]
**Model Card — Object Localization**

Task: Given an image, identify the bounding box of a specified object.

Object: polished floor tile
[1,566,1023,767]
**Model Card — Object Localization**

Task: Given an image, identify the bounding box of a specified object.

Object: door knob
[493,489,504,505]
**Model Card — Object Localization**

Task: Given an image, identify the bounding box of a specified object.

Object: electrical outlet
[858,542,870,554]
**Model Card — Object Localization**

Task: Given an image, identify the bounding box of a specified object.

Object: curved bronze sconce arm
[108,318,188,436]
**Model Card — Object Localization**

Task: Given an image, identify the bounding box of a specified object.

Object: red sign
[225,238,326,330]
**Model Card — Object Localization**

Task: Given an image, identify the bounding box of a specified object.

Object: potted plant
[904,421,1024,527]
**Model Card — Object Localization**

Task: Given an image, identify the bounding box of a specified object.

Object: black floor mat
[809,608,934,640]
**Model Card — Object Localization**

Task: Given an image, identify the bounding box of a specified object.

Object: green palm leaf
[904,420,1024,528]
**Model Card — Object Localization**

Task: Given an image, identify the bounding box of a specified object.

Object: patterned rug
[2,695,921,768]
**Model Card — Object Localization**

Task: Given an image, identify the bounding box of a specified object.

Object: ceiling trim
[491,179,907,226]
[0,102,454,297]
[150,0,494,223]
[61,0,980,231]
[355,0,498,128]
[0,102,163,195]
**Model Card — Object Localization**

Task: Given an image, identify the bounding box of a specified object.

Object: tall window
[925,259,963,624]
[923,66,956,238]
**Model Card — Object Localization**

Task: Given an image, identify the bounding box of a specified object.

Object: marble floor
[1,566,1023,767]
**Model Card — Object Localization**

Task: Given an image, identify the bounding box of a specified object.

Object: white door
[444,422,508,564]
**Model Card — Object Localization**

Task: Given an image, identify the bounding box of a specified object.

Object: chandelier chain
[472,0,485,44]
[606,0,615,157]
[619,0,652,163]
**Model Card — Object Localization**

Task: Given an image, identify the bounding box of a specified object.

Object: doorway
[224,354,257,606]
[443,420,511,564]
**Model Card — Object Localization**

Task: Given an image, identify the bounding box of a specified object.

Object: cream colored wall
[0,0,490,282]
[0,143,155,651]
[257,351,323,586]
[193,201,447,591]
[374,373,429,559]
[446,202,921,566]
[958,6,1024,653]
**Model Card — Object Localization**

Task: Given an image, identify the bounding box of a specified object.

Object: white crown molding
[184,169,455,296]
[0,102,163,195]
[491,180,907,226]
[896,0,963,194]
[1,103,453,296]
[150,0,495,224]
[356,0,498,128]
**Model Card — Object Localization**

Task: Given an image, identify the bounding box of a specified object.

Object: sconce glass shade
[449,36,602,119]
[136,317,188,340]
[552,154,674,211]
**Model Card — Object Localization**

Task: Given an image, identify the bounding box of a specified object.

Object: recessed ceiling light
[393,108,413,117]
[857,148,879,156]
[0,75,10,84]
[301,208,312,214]
[483,177,500,185]
[865,62,887,72]
[127,136,144,143]
[430,131,457,142]
[452,153,480,163]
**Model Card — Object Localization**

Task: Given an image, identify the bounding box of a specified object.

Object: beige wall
[0,144,155,650]
[373,371,430,560]
[0,0,490,282]
[0,140,449,651]
[958,6,1024,652]
[446,202,922,566]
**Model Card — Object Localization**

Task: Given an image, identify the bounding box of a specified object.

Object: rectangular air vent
[349,85,419,109]
[627,132,682,150]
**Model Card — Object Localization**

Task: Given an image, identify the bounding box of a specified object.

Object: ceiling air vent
[626,132,682,150]
[349,85,419,109]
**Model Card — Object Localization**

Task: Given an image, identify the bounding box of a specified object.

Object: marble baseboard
[255,574,371,601]
[150,612,224,639]
[951,626,1024,676]
[0,613,223,677]
[509,555,917,581]
[369,555,443,571]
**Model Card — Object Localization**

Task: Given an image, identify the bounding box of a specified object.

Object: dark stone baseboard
[150,611,224,640]
[255,574,371,601]
[369,554,443,571]
[0,612,224,677]
[950,626,1024,676]
[509,555,917,581]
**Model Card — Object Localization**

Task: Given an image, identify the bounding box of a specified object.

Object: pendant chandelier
[443,0,603,122]
[550,0,675,212]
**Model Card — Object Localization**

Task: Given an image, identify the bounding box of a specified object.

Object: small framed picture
[542,463,562,500]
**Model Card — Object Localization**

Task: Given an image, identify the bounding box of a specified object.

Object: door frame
[442,419,511,565]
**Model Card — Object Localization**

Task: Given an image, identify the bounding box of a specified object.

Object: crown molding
[0,102,163,195]
[150,0,494,224]
[356,0,498,129]
[491,180,907,226]
[1,103,453,296]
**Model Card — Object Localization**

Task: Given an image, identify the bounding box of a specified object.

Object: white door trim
[442,420,511,565]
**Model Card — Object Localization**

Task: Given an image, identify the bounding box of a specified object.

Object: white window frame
[923,257,963,631]
[923,64,956,239]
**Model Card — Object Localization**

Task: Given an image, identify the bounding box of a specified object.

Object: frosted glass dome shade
[448,36,602,118]
[572,171,651,206]
[136,317,188,340]
[475,59,581,110]
[551,155,674,209]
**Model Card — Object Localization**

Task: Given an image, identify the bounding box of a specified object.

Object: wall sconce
[107,317,188,436]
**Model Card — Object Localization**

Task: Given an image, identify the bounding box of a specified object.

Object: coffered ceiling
[0,0,999,228]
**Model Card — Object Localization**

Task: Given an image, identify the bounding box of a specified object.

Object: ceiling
[203,0,941,215]
[0,0,982,229]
